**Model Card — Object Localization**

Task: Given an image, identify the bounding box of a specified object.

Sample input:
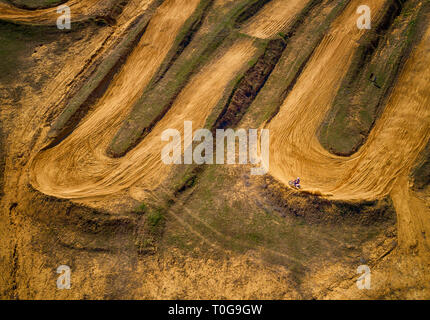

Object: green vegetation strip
[4,0,67,10]
[107,0,274,157]
[0,123,4,199]
[318,0,426,156]
[134,204,167,255]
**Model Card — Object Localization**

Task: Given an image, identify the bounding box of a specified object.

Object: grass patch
[161,163,395,285]
[133,202,147,215]
[0,21,61,83]
[147,209,164,229]
[135,205,167,255]
[5,0,67,10]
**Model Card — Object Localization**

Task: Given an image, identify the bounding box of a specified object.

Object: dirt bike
[288,180,301,189]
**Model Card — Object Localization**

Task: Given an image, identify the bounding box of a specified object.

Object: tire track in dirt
[265,0,430,250]
[0,0,115,25]
[242,0,313,39]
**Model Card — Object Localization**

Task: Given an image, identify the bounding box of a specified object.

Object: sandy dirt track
[28,0,313,202]
[29,0,259,199]
[265,0,430,250]
[18,0,430,251]
[15,0,429,251]
[28,0,313,200]
[242,0,310,39]
[2,0,430,299]
[266,0,429,200]
[30,39,257,199]
[0,0,115,25]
